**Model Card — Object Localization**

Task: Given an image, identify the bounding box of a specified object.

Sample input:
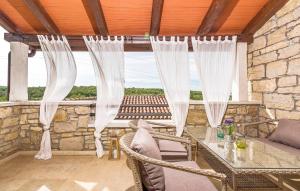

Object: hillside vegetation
[0,86,203,101]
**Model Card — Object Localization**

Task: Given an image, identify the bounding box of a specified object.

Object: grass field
[0,86,203,101]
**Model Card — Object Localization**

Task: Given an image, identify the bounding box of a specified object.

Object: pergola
[0,0,288,51]
[0,0,288,102]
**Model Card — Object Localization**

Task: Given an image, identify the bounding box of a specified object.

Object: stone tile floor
[0,155,134,191]
[1,153,299,191]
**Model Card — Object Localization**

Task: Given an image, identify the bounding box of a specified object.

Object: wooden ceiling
[0,0,288,50]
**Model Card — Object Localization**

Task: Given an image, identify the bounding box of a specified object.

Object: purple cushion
[268,119,300,149]
[138,119,153,131]
[130,128,165,190]
[159,140,187,152]
[164,161,217,191]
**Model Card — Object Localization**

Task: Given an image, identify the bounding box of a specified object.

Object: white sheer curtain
[150,36,190,136]
[192,36,237,128]
[83,36,125,158]
[35,35,77,160]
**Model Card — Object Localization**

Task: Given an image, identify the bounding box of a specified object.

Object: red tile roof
[116,95,171,120]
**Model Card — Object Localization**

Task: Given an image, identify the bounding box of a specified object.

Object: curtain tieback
[94,131,101,139]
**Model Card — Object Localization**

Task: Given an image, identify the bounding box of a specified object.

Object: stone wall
[248,0,300,135]
[0,102,260,159]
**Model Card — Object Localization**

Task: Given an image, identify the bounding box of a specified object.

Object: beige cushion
[269,119,300,149]
[159,140,187,152]
[130,128,165,190]
[138,119,153,131]
[164,161,217,191]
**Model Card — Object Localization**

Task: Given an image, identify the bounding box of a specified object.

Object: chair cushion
[159,140,187,152]
[138,119,153,131]
[268,119,300,149]
[130,128,165,190]
[164,161,217,191]
[257,138,300,156]
[160,151,188,162]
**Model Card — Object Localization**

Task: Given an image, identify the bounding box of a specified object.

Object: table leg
[232,173,237,191]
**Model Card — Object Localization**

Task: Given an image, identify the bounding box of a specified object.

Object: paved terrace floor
[1,153,299,191]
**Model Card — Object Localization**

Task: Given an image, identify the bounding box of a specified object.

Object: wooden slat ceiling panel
[218,0,269,34]
[0,0,34,33]
[101,0,152,35]
[39,0,94,35]
[160,0,212,35]
[6,0,46,33]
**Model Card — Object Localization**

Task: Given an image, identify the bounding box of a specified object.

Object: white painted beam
[9,42,28,101]
[232,42,248,101]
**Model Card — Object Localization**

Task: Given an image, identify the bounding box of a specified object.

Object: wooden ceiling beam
[197,0,239,35]
[4,33,253,52]
[242,0,289,35]
[82,0,108,35]
[22,0,60,34]
[0,12,20,33]
[150,0,164,35]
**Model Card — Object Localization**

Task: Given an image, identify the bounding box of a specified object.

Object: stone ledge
[0,100,262,107]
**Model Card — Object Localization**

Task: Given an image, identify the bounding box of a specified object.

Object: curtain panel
[192,36,237,128]
[150,36,190,136]
[83,36,125,158]
[35,35,77,160]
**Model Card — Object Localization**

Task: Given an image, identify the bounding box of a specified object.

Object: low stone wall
[0,101,261,159]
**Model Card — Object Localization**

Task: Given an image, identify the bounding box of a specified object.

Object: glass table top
[186,126,300,170]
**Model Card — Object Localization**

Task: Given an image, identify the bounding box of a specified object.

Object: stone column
[9,42,29,102]
[232,42,248,101]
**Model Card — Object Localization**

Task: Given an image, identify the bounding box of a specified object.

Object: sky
[0,27,201,90]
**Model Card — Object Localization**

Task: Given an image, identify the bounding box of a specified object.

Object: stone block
[264,41,289,53]
[252,36,267,51]
[287,24,300,39]
[278,76,297,87]
[53,109,68,122]
[2,117,19,128]
[27,113,38,119]
[75,106,90,115]
[287,58,300,75]
[19,114,27,125]
[0,107,13,118]
[277,12,294,26]
[276,109,300,120]
[4,131,18,141]
[276,0,300,17]
[59,137,84,150]
[278,43,300,59]
[267,26,286,45]
[54,121,77,133]
[186,110,207,125]
[78,116,89,127]
[252,79,276,92]
[248,65,265,80]
[253,51,278,66]
[277,86,300,94]
[249,92,263,102]
[264,93,294,110]
[266,60,287,78]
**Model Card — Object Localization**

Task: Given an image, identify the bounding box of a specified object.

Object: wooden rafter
[0,12,20,33]
[22,0,59,34]
[197,0,239,35]
[242,0,289,35]
[150,0,164,35]
[82,0,108,35]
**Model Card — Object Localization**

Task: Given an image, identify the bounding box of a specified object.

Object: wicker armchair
[120,132,227,191]
[128,120,192,161]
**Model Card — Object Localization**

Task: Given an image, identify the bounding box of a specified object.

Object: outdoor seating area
[0,0,300,191]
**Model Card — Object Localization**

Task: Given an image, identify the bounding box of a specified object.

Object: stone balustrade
[0,101,260,160]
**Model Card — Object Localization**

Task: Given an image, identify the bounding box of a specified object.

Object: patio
[0,0,300,191]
